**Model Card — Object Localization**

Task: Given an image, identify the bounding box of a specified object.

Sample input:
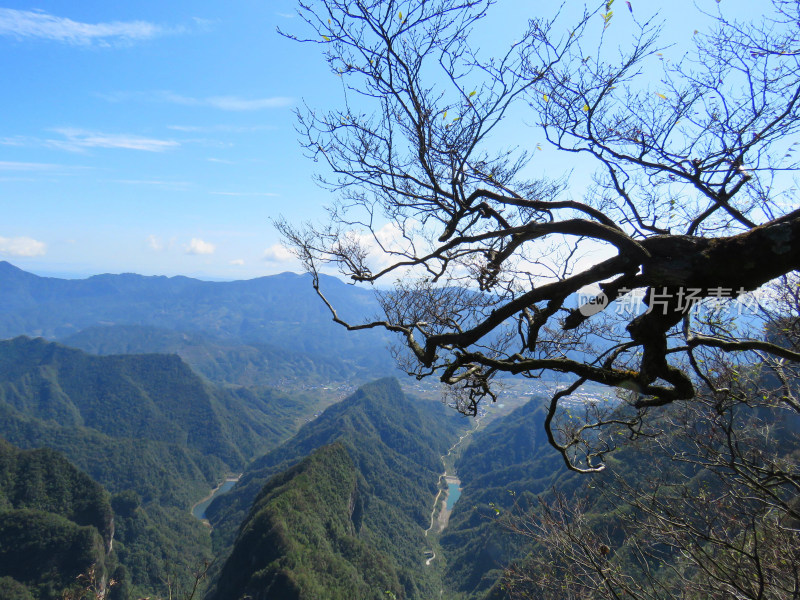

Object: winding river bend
[425,422,480,539]
[191,475,241,522]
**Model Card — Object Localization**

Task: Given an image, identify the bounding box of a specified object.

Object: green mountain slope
[207,378,467,600]
[0,336,298,487]
[440,393,800,600]
[0,438,114,600]
[0,438,113,545]
[0,336,308,596]
[208,443,404,600]
[439,399,585,599]
[60,324,351,387]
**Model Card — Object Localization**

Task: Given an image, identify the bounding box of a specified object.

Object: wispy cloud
[0,136,28,147]
[229,259,245,266]
[103,91,293,111]
[210,191,279,197]
[0,160,91,177]
[167,124,276,133]
[0,235,47,257]
[111,179,191,190]
[186,238,216,255]
[147,235,164,251]
[0,160,63,171]
[200,96,293,111]
[48,128,179,152]
[0,8,173,45]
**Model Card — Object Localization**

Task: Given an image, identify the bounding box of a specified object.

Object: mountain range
[0,261,395,379]
[0,335,322,597]
[3,261,787,600]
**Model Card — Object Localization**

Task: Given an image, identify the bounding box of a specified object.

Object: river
[191,476,240,521]
[445,480,461,510]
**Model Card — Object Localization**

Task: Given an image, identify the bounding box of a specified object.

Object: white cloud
[352,222,417,270]
[48,128,179,152]
[0,8,169,45]
[0,235,47,257]
[263,244,294,262]
[163,92,293,111]
[186,238,216,255]
[147,235,163,251]
[0,137,28,146]
[104,91,293,111]
[229,258,245,266]
[190,17,215,32]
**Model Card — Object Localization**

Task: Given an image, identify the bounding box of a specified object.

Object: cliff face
[0,438,115,600]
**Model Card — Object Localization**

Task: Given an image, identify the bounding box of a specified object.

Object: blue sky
[0,0,754,279]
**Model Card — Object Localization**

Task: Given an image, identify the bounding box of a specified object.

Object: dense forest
[0,260,797,600]
[0,439,114,600]
[207,378,466,599]
[0,332,338,597]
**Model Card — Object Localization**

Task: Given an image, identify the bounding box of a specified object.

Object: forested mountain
[438,399,580,599]
[61,325,351,387]
[209,443,406,600]
[0,336,313,597]
[0,336,298,481]
[0,261,393,375]
[3,259,791,599]
[206,378,467,600]
[435,391,800,600]
[0,439,115,600]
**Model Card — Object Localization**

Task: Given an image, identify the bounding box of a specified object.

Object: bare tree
[277,0,800,471]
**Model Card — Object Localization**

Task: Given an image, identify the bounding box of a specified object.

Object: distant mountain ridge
[0,261,394,375]
[60,324,351,387]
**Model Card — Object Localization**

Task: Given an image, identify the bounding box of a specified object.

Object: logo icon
[578,293,609,317]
